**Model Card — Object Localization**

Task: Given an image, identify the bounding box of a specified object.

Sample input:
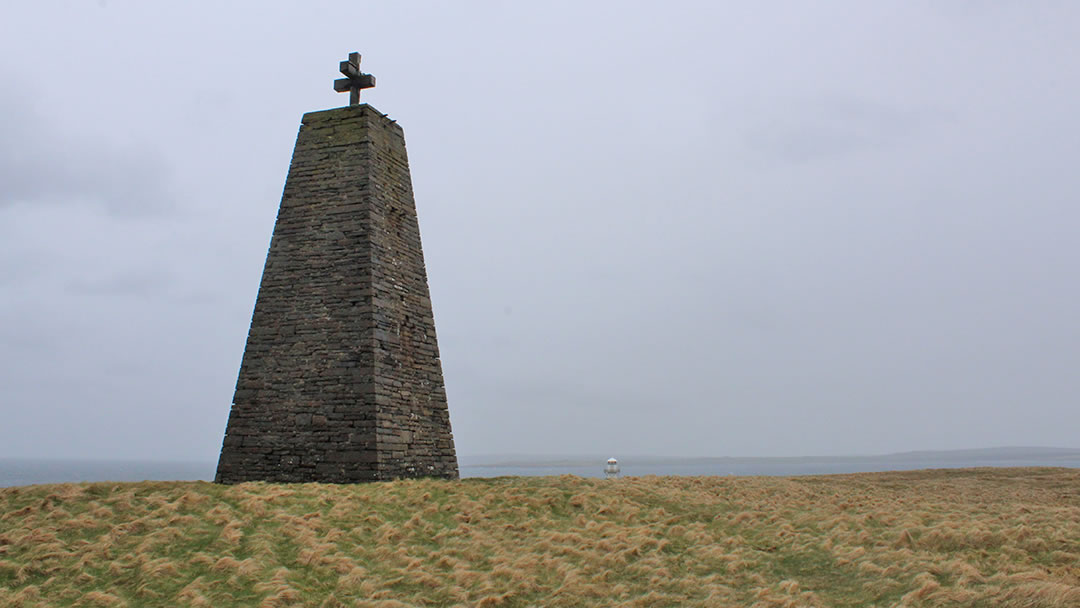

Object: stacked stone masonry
[216,104,458,483]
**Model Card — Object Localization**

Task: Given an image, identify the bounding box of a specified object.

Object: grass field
[1,468,1078,607]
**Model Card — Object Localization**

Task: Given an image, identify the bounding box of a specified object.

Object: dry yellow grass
[1,468,1077,607]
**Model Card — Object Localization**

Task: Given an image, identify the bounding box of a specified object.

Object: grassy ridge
[1,468,1078,607]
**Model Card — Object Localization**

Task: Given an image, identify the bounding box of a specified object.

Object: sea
[3,448,1079,488]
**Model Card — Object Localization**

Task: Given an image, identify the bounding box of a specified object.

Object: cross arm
[334,75,375,92]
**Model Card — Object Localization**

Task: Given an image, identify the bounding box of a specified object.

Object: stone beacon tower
[215,53,458,483]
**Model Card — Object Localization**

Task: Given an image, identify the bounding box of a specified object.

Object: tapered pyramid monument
[215,54,458,483]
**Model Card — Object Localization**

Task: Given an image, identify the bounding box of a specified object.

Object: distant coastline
[2,446,1078,487]
[0,458,216,489]
[463,446,1080,468]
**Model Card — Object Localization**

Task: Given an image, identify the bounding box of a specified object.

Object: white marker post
[604,458,620,479]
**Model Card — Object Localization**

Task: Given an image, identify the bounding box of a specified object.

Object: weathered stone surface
[215,104,458,484]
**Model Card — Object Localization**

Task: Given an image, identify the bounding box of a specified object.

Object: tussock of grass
[1,468,1078,606]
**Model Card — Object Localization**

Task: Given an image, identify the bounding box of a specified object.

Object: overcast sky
[1,2,1078,462]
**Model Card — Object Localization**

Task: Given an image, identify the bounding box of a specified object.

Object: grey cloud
[65,269,171,297]
[0,90,176,218]
[742,97,954,165]
[0,320,57,353]
[0,254,50,287]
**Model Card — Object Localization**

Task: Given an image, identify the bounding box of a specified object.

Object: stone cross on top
[334,52,376,105]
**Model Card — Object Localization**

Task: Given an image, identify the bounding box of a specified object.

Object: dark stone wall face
[215,104,458,483]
